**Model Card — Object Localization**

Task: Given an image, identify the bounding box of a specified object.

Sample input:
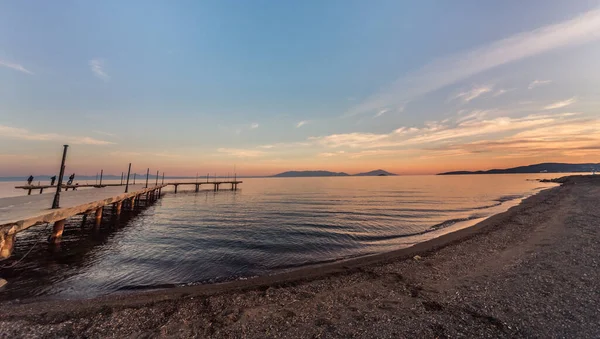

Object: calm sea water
[0,174,560,300]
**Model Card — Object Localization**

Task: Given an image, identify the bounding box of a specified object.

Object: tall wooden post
[162,172,165,184]
[99,169,103,186]
[145,168,149,188]
[52,145,69,209]
[120,172,124,185]
[133,173,136,184]
[125,163,132,193]
[155,170,159,187]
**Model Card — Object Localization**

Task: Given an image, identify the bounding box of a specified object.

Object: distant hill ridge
[438,162,599,175]
[272,169,397,177]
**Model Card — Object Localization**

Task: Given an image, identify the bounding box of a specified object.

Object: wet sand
[1,175,599,338]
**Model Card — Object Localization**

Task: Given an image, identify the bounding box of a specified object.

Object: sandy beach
[1,175,599,338]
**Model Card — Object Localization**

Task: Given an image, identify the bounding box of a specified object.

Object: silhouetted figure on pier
[27,175,34,185]
[50,176,56,186]
[67,173,75,185]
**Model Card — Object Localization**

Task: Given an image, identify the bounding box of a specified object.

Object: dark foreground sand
[1,175,599,338]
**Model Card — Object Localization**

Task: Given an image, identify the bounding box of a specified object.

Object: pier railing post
[145,168,149,188]
[125,163,132,193]
[155,170,159,187]
[162,172,165,185]
[52,145,69,209]
[99,169,103,186]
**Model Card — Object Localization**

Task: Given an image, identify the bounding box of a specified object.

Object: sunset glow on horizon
[1,1,599,177]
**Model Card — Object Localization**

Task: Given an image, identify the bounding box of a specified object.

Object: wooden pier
[15,181,243,195]
[0,184,165,259]
[2,180,243,260]
[1,144,244,261]
[167,181,243,193]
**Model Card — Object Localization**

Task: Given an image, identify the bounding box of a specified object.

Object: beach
[1,175,599,338]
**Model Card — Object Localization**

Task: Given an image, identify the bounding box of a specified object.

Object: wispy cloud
[456,110,490,123]
[250,123,259,129]
[493,88,513,97]
[257,142,311,149]
[0,154,37,160]
[109,151,180,158]
[0,124,115,145]
[311,112,576,150]
[346,8,600,116]
[318,151,345,157]
[310,132,389,149]
[296,120,309,128]
[217,148,265,157]
[0,59,33,74]
[528,79,552,89]
[93,130,117,138]
[427,118,600,159]
[374,109,389,118]
[454,85,493,102]
[544,97,577,110]
[89,58,110,81]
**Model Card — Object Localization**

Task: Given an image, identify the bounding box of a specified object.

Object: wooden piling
[115,201,122,216]
[49,219,65,243]
[174,184,178,194]
[95,207,103,226]
[0,232,16,259]
[80,214,87,228]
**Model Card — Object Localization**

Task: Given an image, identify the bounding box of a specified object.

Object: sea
[0,174,563,300]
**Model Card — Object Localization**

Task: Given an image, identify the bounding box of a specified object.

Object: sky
[1,0,600,176]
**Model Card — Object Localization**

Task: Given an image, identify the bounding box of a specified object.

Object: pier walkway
[0,184,165,259]
[15,181,243,194]
[167,181,242,193]
[15,183,125,195]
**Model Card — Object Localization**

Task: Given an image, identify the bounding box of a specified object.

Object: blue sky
[1,1,600,176]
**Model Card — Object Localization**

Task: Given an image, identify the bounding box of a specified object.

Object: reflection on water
[0,174,558,300]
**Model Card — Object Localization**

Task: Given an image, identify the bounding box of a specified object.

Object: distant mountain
[271,169,398,177]
[438,163,600,175]
[354,169,397,176]
[272,170,350,178]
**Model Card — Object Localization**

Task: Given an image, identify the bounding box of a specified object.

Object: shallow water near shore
[0,174,561,300]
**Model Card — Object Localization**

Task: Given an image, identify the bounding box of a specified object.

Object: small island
[271,169,397,178]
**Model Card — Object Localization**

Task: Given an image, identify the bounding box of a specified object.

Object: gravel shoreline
[1,175,599,338]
